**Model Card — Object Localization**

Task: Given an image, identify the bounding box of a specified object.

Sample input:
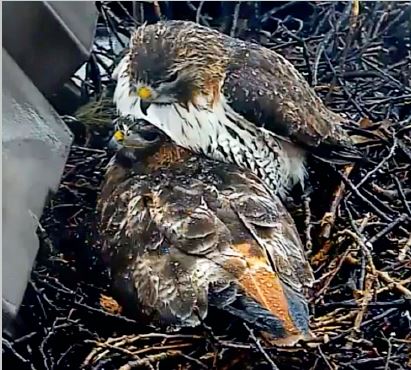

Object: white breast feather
[113,56,306,194]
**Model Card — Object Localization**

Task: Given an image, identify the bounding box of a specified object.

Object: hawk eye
[162,72,178,84]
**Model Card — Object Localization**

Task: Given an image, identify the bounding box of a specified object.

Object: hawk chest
[144,98,305,195]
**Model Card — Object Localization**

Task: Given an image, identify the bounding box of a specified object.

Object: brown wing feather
[230,189,314,291]
[95,138,313,340]
[212,168,314,290]
[223,42,359,162]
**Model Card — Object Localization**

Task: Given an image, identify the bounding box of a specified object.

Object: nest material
[75,96,115,128]
[3,2,411,370]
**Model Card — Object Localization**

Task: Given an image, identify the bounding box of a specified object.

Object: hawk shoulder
[223,41,358,162]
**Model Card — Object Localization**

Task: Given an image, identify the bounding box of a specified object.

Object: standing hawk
[113,20,359,195]
[96,122,314,345]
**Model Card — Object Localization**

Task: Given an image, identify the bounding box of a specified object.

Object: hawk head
[108,118,164,160]
[114,21,228,113]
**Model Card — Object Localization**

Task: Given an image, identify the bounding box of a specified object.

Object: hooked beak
[137,86,152,115]
[140,99,152,115]
[110,126,162,151]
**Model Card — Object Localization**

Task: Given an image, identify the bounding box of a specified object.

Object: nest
[3,2,410,370]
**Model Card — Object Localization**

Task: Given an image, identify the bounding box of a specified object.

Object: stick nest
[4,2,410,370]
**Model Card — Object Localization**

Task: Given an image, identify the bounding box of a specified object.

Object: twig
[384,334,394,370]
[367,213,409,245]
[3,338,35,368]
[195,1,205,24]
[119,351,185,370]
[303,191,313,253]
[260,2,300,24]
[230,2,241,38]
[398,234,411,262]
[244,324,279,370]
[317,345,335,370]
[392,175,411,217]
[312,2,353,86]
[376,270,411,299]
[341,174,394,222]
[336,229,378,345]
[362,57,411,93]
[314,245,356,302]
[354,136,398,190]
[320,164,355,240]
[153,1,162,20]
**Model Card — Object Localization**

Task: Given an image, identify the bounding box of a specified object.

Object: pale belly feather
[114,72,306,195]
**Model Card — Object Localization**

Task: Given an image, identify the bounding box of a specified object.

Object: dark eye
[140,130,160,142]
[162,72,178,84]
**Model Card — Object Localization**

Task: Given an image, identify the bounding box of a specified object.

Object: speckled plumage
[113,21,359,195]
[95,125,314,344]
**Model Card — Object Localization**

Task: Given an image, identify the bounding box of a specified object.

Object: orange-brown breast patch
[146,144,191,171]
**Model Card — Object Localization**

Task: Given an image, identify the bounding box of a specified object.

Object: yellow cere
[114,130,125,142]
[137,86,152,100]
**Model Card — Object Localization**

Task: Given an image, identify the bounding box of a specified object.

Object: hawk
[96,122,314,345]
[113,20,359,195]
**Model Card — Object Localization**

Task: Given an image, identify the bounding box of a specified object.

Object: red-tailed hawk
[96,122,314,345]
[113,21,359,196]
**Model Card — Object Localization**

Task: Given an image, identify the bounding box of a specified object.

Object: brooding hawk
[96,122,314,344]
[113,21,359,195]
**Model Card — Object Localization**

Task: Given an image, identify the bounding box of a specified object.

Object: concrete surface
[2,1,98,334]
[2,50,73,329]
[2,1,98,97]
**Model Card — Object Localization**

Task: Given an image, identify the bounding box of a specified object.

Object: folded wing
[96,143,314,343]
[223,43,361,163]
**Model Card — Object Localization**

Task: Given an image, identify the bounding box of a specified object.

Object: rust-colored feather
[95,127,313,343]
[232,243,299,334]
[146,144,189,171]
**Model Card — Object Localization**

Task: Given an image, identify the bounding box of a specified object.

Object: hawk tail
[210,266,313,345]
